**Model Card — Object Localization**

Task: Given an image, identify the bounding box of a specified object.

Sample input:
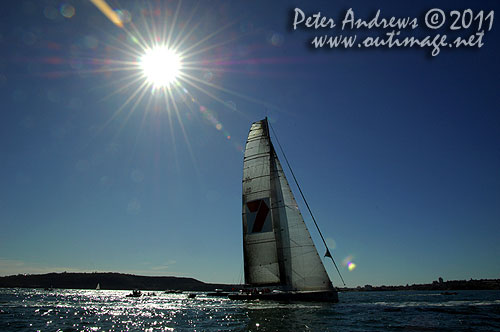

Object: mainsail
[242,118,334,293]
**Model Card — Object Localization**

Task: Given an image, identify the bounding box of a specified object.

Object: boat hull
[228,290,338,303]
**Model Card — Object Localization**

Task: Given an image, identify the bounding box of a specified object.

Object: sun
[140,46,182,88]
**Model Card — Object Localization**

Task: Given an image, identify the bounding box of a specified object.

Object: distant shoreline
[0,272,498,291]
[338,278,500,292]
[0,272,237,291]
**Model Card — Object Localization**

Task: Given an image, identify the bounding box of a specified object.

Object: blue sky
[0,0,499,287]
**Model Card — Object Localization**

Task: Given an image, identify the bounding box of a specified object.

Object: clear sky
[0,0,499,287]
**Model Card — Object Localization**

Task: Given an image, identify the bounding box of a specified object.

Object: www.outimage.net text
[292,8,494,56]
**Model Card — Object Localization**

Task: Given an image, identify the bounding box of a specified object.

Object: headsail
[242,118,334,292]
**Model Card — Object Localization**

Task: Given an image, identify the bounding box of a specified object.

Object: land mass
[0,273,499,291]
[338,277,500,292]
[0,272,237,291]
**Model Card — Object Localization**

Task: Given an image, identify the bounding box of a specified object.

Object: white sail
[272,149,333,291]
[242,118,333,292]
[242,120,280,285]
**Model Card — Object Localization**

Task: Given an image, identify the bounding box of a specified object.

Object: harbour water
[0,288,499,331]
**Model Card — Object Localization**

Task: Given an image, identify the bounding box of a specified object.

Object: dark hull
[207,292,230,296]
[228,290,338,303]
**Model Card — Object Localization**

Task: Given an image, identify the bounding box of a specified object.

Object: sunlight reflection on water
[1,289,499,331]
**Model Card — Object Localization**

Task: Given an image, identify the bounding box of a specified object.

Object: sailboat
[229,118,339,302]
[96,283,100,290]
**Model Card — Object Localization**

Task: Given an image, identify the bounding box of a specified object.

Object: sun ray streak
[179,72,278,110]
[171,18,203,52]
[141,1,157,45]
[180,34,242,61]
[84,23,145,58]
[98,79,150,135]
[168,87,201,178]
[124,21,152,51]
[166,0,183,49]
[170,2,201,51]
[180,21,237,56]
[177,76,240,113]
[148,1,160,45]
[163,92,180,173]
[93,38,142,59]
[129,88,156,159]
[95,72,145,101]
[111,85,152,152]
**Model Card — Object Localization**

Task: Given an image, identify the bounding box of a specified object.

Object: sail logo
[246,198,272,233]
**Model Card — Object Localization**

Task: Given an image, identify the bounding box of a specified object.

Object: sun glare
[91,1,272,151]
[140,46,182,88]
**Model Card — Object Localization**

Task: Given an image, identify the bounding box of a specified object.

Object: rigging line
[268,119,346,286]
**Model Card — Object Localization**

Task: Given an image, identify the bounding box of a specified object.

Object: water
[0,288,499,331]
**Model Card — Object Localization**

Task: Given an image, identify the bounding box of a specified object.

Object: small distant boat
[228,118,339,303]
[96,283,100,290]
[441,291,458,295]
[187,293,196,299]
[126,289,142,297]
[164,289,183,294]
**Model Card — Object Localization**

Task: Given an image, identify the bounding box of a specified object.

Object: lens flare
[60,4,75,18]
[342,255,352,266]
[90,0,123,27]
[343,255,357,271]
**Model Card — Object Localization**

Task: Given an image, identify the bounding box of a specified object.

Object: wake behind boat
[229,118,339,302]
